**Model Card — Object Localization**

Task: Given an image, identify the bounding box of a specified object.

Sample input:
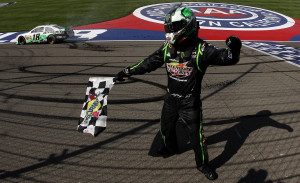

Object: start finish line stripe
[243,41,300,68]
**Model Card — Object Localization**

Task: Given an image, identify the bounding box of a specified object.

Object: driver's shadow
[148,110,293,170]
[207,110,293,170]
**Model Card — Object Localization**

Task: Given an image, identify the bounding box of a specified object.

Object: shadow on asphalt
[237,168,285,183]
[148,110,294,172]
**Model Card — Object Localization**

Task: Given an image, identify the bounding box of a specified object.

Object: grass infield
[0,0,299,32]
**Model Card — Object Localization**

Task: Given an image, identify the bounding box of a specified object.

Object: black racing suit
[127,38,240,167]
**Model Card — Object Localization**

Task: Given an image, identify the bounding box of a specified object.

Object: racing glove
[116,67,132,81]
[226,36,242,51]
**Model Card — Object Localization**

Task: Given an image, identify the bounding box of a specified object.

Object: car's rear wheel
[18,37,26,45]
[47,35,56,44]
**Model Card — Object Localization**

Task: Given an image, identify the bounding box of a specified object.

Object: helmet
[164,5,198,45]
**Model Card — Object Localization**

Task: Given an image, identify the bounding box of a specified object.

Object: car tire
[47,35,56,44]
[18,36,26,45]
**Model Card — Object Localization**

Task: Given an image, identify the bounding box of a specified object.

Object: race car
[16,24,74,45]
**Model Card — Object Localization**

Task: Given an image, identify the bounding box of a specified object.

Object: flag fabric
[77,77,115,136]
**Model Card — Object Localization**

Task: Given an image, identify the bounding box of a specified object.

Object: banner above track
[1,2,300,42]
[75,2,300,41]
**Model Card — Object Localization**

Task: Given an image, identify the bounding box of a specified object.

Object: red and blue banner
[74,2,300,41]
[1,3,300,42]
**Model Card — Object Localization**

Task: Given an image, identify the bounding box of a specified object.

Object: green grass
[0,0,299,32]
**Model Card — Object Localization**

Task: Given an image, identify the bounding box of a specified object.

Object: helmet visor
[164,20,187,33]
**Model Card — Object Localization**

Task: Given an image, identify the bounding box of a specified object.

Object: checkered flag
[77,77,115,136]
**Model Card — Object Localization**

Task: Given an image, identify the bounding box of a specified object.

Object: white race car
[16,24,74,45]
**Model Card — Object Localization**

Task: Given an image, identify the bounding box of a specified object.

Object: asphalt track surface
[0,41,299,183]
